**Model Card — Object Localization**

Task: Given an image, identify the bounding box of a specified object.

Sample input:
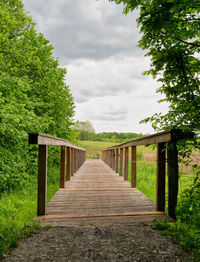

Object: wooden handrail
[29,132,85,150]
[28,133,86,216]
[102,129,194,219]
[104,129,194,149]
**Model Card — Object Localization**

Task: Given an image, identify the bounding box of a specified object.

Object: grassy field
[78,140,119,149]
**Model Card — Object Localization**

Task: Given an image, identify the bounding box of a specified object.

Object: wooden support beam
[37,145,48,216]
[66,147,71,181]
[73,149,76,174]
[115,148,119,173]
[112,150,115,171]
[131,146,136,188]
[119,148,123,176]
[60,146,66,188]
[124,147,129,181]
[167,142,178,219]
[29,132,85,150]
[156,143,166,211]
[71,148,74,176]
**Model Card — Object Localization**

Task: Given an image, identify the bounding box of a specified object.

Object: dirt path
[3,225,190,262]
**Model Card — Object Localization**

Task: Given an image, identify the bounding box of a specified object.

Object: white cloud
[23,0,168,134]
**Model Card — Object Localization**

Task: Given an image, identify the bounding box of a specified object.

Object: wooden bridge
[29,129,194,225]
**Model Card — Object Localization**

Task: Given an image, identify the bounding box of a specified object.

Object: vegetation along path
[3,159,190,261]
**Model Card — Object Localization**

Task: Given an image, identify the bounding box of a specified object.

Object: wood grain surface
[39,159,169,225]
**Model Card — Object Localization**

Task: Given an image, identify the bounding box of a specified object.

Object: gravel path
[2,225,191,262]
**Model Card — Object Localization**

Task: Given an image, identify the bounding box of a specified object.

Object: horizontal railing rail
[28,133,86,216]
[102,129,194,219]
[29,133,84,149]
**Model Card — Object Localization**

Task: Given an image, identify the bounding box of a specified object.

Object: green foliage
[92,132,144,142]
[0,166,60,258]
[110,0,200,133]
[153,174,200,261]
[0,0,75,192]
[74,120,95,140]
[76,129,144,142]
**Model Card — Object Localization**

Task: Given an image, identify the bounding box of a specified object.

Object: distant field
[78,140,156,160]
[78,140,155,152]
[78,140,118,150]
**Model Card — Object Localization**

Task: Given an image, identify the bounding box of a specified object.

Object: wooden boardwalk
[38,159,169,226]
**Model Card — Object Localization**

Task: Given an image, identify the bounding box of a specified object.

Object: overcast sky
[23,0,168,134]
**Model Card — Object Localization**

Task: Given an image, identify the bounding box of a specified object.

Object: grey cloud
[23,0,142,63]
[90,106,128,121]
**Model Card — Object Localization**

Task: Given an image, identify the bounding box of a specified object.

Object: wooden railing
[28,133,86,216]
[102,129,194,219]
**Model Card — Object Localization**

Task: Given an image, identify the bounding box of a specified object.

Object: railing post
[156,143,166,211]
[66,147,71,181]
[112,150,115,171]
[60,146,66,188]
[124,147,129,181]
[115,148,119,173]
[167,142,178,219]
[119,148,123,176]
[131,146,136,188]
[109,150,111,167]
[74,148,76,173]
[71,148,74,176]
[109,150,112,168]
[37,145,48,216]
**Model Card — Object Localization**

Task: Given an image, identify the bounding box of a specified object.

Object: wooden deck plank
[43,159,169,225]
[40,211,165,220]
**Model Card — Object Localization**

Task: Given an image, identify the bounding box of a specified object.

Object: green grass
[125,160,194,204]
[78,140,119,149]
[0,167,60,258]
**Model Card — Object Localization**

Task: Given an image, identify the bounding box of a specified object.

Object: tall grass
[0,163,60,258]
[125,160,194,205]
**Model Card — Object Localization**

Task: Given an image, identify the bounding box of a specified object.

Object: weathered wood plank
[167,143,178,219]
[124,147,129,181]
[37,145,48,216]
[39,211,165,220]
[60,146,66,188]
[60,188,136,191]
[131,146,136,188]
[156,143,166,211]
[42,159,167,224]
[66,147,71,181]
[104,129,193,149]
[29,133,85,150]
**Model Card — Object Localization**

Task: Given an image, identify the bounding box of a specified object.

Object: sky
[23,0,169,134]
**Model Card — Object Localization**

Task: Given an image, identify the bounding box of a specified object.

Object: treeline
[0,0,74,192]
[78,132,144,142]
[74,121,144,142]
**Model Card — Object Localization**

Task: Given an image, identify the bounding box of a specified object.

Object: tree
[74,121,95,140]
[0,0,75,191]
[110,0,200,133]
